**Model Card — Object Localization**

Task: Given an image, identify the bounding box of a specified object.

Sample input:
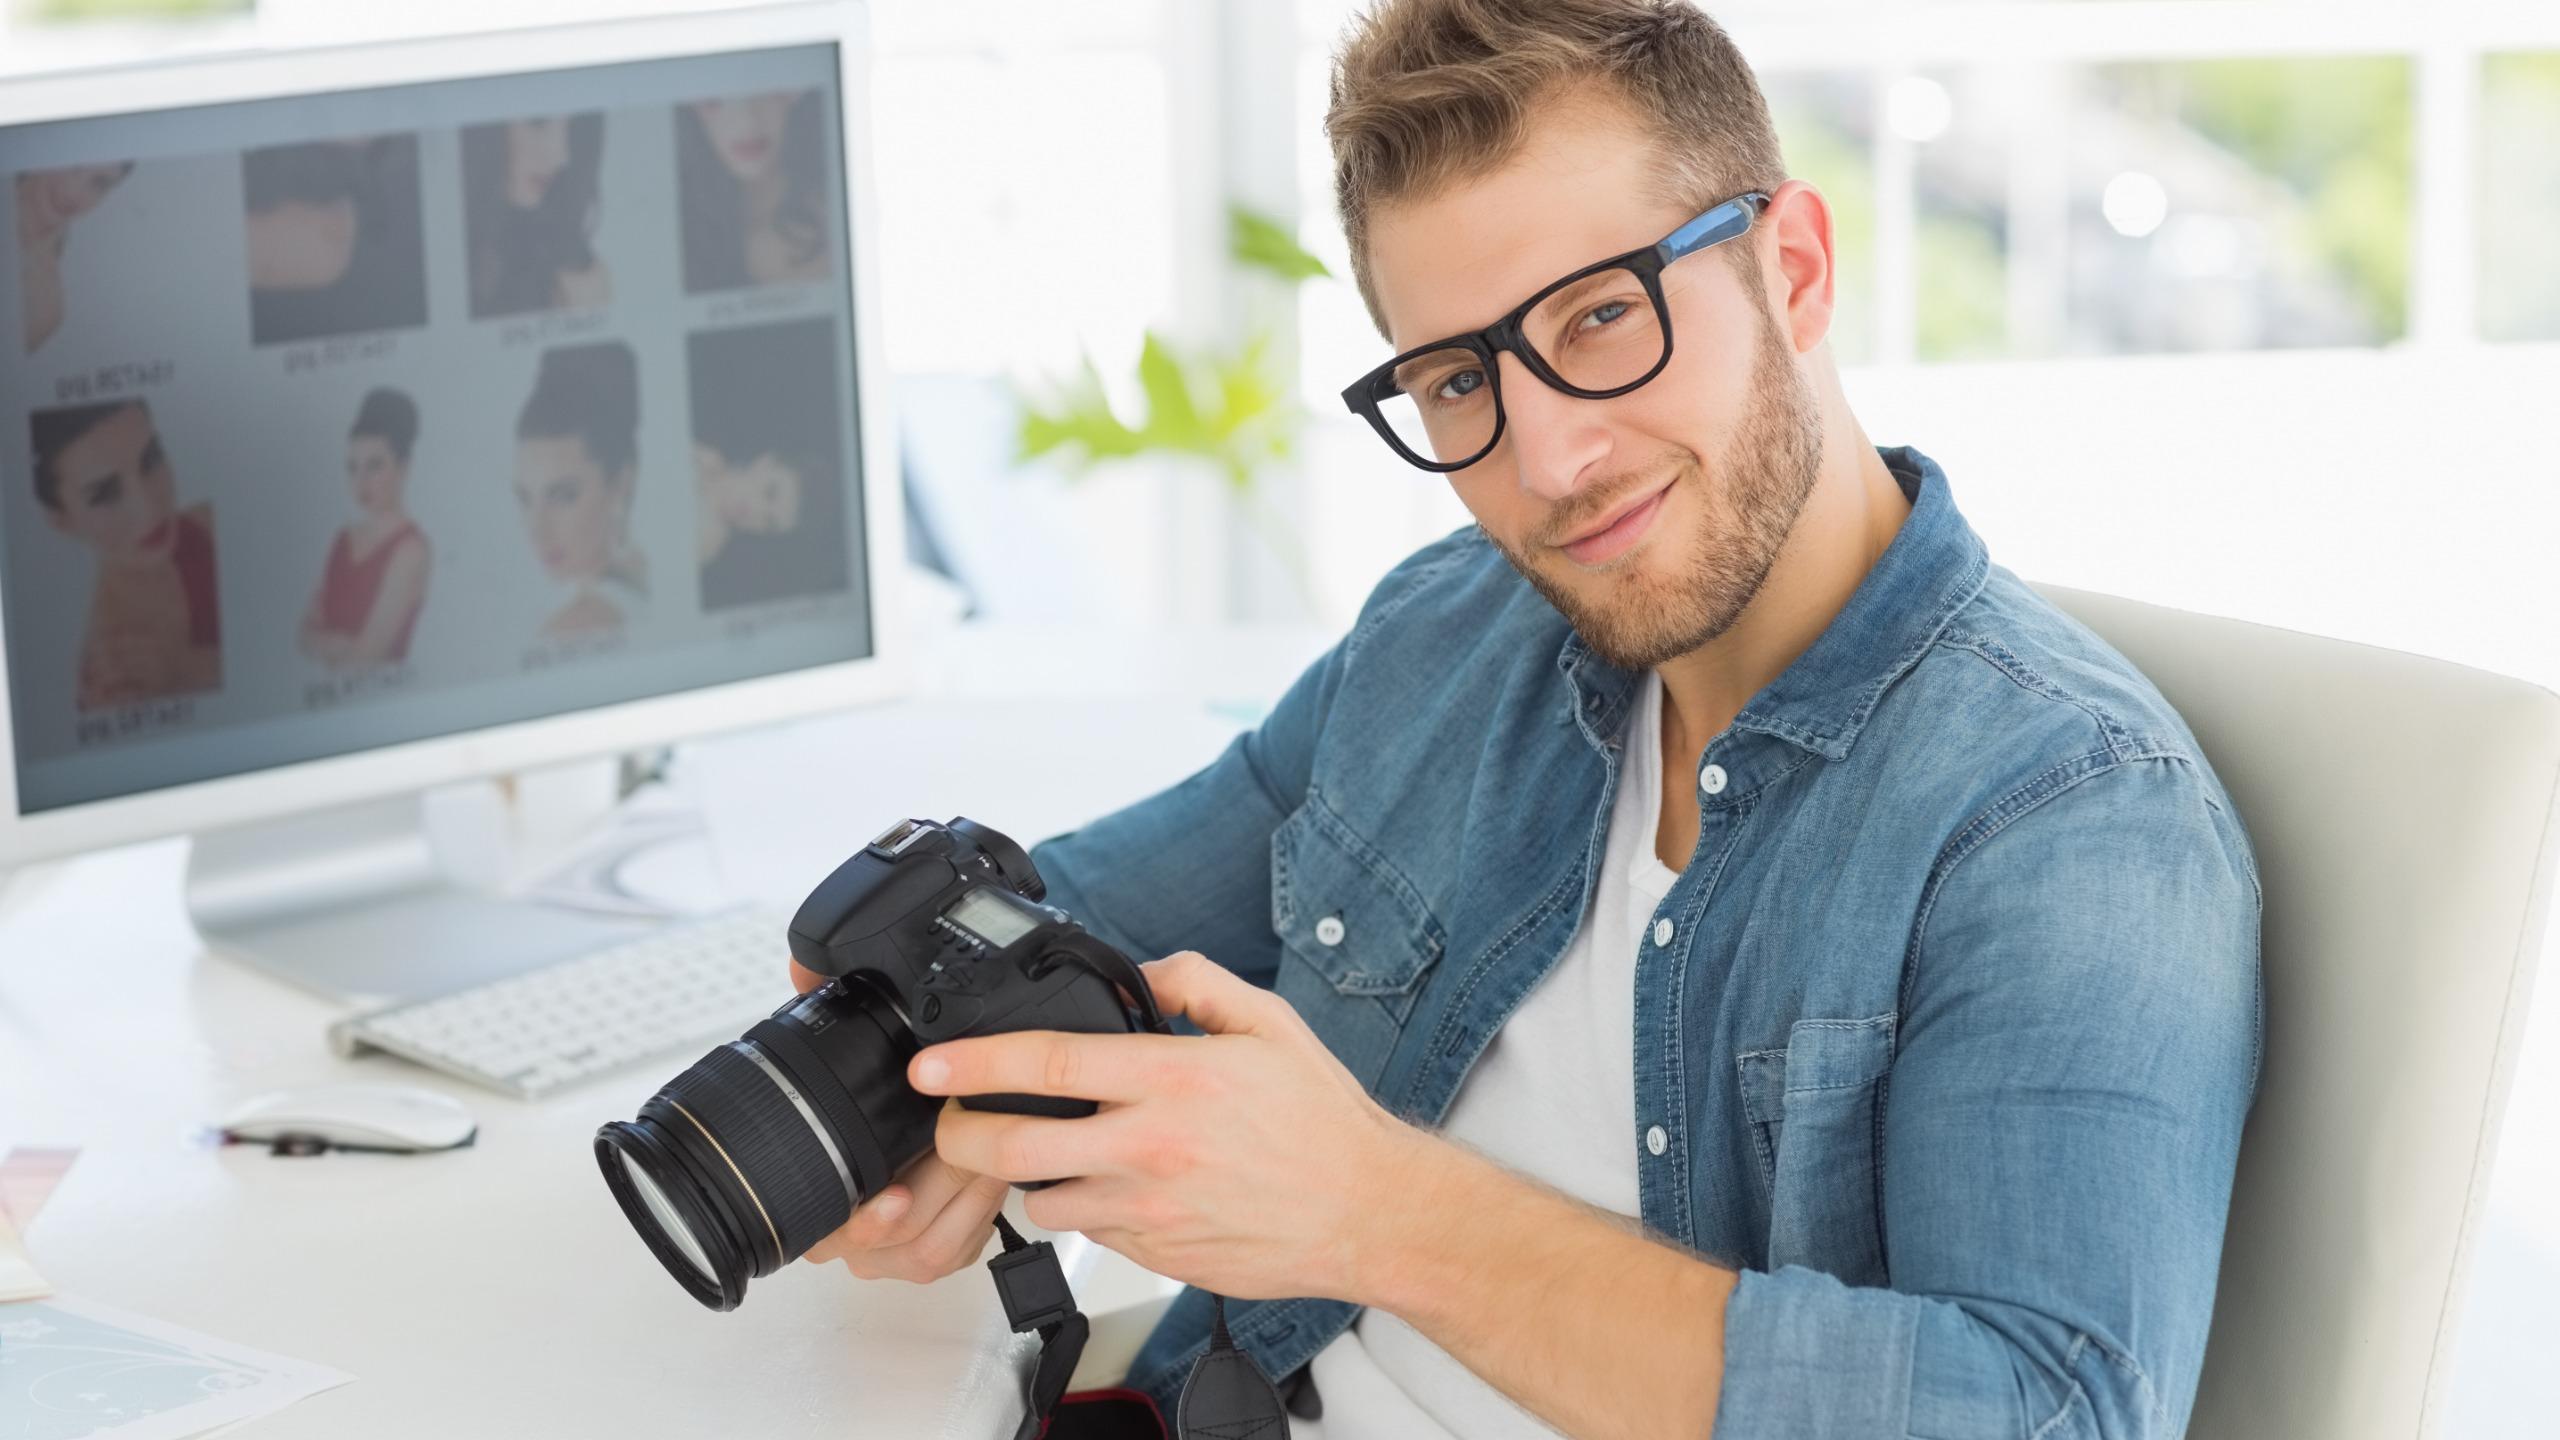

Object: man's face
[1364,101,1825,671]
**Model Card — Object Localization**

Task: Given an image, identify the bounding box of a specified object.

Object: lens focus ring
[659,1043,855,1268]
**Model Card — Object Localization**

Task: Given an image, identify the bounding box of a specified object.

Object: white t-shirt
[1292,671,1676,1439]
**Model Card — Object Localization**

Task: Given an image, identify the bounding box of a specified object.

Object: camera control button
[1314,915,1346,947]
[921,995,943,1024]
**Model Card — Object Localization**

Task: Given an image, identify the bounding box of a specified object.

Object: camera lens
[617,1149,714,1282]
[595,978,942,1309]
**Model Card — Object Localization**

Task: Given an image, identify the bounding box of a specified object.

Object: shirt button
[1314,915,1346,947]
[1699,763,1727,795]
[1652,917,1674,947]
[1645,1125,1668,1156]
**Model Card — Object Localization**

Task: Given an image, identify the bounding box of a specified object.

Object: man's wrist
[1345,1121,1491,1323]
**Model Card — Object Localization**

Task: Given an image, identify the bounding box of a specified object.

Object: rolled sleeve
[1714,753,2263,1440]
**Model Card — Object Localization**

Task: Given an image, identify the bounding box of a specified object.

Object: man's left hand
[913,950,1424,1305]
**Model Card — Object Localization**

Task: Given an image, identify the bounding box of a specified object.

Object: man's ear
[1759,179,1837,357]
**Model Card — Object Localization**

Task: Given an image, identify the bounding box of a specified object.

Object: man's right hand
[788,959,1012,1284]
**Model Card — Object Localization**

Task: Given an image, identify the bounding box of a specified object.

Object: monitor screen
[0,42,873,815]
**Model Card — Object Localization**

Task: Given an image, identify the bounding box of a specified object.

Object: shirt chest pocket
[1737,1014,1896,1287]
[1269,793,1445,1088]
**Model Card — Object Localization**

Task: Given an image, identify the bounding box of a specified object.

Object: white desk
[0,622,1331,1439]
[16,614,2551,1436]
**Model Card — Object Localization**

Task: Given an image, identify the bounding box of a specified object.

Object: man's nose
[1494,350,1609,504]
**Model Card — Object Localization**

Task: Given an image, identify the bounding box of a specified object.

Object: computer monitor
[0,2,905,1002]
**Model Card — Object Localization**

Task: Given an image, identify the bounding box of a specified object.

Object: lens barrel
[596,978,942,1309]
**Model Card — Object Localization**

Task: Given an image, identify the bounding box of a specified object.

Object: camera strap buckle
[991,1216,1091,1440]
[988,1228,1076,1334]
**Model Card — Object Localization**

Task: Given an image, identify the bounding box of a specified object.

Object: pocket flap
[1779,1014,1897,1093]
[1737,1014,1898,1122]
[1270,793,1443,996]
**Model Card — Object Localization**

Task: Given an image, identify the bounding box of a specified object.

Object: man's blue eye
[1435,369,1485,401]
[1581,300,1631,331]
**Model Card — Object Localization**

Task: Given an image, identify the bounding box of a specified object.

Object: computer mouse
[219,1083,478,1154]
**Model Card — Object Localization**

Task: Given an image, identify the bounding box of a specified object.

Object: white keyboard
[330,905,796,1100]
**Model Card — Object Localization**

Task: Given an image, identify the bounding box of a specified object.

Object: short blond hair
[1326,0,1787,335]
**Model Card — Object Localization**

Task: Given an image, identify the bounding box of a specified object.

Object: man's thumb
[1141,950,1267,1036]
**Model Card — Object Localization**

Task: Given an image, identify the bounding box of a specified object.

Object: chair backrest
[2031,582,2560,1440]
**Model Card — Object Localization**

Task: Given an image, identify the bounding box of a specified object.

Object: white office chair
[1076,588,2560,1439]
[2034,583,2560,1440]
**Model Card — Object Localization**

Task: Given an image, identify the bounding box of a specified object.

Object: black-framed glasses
[1340,190,1772,474]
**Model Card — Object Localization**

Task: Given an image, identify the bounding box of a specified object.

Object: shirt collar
[1558,444,1990,763]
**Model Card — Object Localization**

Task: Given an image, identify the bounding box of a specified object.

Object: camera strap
[989,1214,1088,1440]
[1039,932,1171,1034]
[1174,1294,1291,1440]
[991,937,1289,1437]
[987,1223,1290,1440]
[988,1209,1290,1434]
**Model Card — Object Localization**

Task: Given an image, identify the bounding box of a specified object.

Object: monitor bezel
[0,0,907,867]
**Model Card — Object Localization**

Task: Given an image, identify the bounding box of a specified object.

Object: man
[795,2,2262,1436]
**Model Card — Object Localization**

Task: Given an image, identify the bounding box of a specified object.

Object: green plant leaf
[1015,353,1147,471]
[1014,326,1297,493]
[1230,204,1331,283]
[28,0,247,16]
[1136,331,1210,452]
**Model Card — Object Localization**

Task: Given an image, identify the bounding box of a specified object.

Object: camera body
[596,815,1162,1311]
[787,815,1154,1121]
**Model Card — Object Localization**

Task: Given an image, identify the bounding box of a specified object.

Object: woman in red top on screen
[298,388,430,670]
[30,400,222,710]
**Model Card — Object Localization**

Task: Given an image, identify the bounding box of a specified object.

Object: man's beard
[1485,305,1825,671]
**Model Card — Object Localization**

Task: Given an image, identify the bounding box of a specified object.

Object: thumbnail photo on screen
[689,316,849,612]
[242,136,429,346]
[17,162,136,355]
[28,400,223,711]
[512,340,646,640]
[299,388,432,672]
[674,91,832,294]
[461,113,614,320]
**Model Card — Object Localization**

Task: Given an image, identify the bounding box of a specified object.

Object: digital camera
[594,816,1166,1309]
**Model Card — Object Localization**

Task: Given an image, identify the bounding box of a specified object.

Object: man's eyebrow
[1541,266,1634,304]
[1391,348,1471,388]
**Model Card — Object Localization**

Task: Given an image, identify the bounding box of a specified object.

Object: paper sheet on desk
[0,1212,47,1303]
[0,1148,78,1233]
[1,1147,81,1302]
[0,1295,351,1440]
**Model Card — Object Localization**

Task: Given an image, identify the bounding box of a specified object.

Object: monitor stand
[186,787,657,1009]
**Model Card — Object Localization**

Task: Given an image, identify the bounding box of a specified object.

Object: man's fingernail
[913,1055,949,1090]
[869,1191,908,1223]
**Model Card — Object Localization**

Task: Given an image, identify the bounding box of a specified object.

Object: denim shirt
[1030,446,2263,1438]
